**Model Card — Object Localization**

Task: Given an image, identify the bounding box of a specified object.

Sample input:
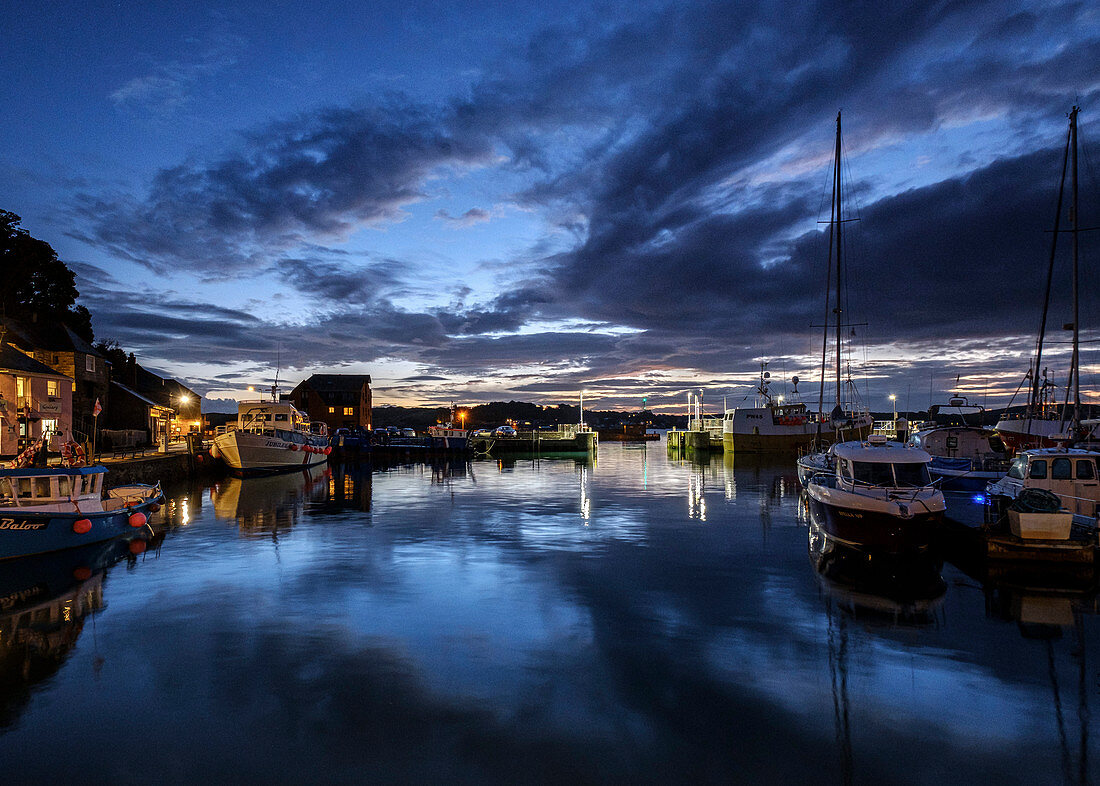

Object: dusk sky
[3,1,1099,414]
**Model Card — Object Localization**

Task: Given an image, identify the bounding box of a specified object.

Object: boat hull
[213,431,329,475]
[0,498,161,561]
[807,495,942,552]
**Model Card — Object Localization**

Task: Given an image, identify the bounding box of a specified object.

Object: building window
[343,407,354,416]
[47,379,59,397]
[16,377,26,399]
[86,355,95,372]
[328,406,335,414]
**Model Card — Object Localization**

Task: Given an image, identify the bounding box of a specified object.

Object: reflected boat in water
[0,536,147,728]
[210,464,329,532]
[808,502,946,625]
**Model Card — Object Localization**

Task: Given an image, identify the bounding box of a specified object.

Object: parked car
[493,425,517,437]
[401,428,417,438]
[472,429,492,438]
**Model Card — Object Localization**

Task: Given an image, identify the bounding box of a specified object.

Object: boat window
[274,413,288,422]
[893,462,932,487]
[1028,460,1047,479]
[851,461,894,486]
[58,476,72,496]
[17,478,32,498]
[1078,460,1096,480]
[1051,458,1072,480]
[35,477,52,497]
[0,478,13,503]
[1007,457,1027,479]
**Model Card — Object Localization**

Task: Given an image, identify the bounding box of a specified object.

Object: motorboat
[427,404,468,450]
[803,434,946,552]
[907,397,1011,490]
[0,465,162,560]
[212,398,330,475]
[986,447,1100,529]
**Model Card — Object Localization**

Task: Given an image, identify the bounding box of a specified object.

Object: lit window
[343,407,354,416]
[47,379,59,397]
[16,377,25,398]
[328,407,335,414]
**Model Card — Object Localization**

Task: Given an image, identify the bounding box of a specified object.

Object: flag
[93,398,102,417]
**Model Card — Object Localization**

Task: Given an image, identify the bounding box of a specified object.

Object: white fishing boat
[427,404,469,450]
[804,435,946,552]
[211,398,330,475]
[723,364,820,453]
[986,447,1100,527]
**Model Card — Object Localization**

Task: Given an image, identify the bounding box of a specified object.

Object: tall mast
[1030,112,1072,419]
[1070,105,1081,428]
[833,111,843,407]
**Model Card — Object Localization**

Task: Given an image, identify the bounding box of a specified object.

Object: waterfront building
[0,317,107,439]
[0,338,73,457]
[288,374,372,431]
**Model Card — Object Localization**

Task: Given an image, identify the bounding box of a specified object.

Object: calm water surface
[1,439,1097,783]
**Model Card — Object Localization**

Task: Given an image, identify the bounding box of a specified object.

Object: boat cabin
[1002,449,1100,517]
[833,439,933,489]
[0,466,106,511]
[233,400,327,439]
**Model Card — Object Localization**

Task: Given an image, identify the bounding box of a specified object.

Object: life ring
[61,441,86,467]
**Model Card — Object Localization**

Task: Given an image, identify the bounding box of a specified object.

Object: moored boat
[212,399,330,475]
[0,465,162,561]
[723,364,827,453]
[907,397,1011,490]
[804,435,946,552]
[427,404,469,450]
[986,447,1100,526]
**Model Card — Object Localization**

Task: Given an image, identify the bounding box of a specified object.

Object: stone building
[288,374,372,431]
[0,339,73,457]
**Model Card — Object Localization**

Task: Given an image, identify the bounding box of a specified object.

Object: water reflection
[808,510,946,626]
[210,465,330,534]
[0,536,149,728]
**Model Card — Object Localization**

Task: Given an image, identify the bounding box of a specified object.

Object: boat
[986,447,1100,527]
[722,364,821,453]
[0,465,162,560]
[795,111,872,483]
[427,404,469,450]
[985,107,1100,534]
[803,434,946,552]
[995,105,1100,452]
[211,397,330,475]
[907,396,1011,490]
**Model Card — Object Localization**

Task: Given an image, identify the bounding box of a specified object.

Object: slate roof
[0,342,72,378]
[302,374,372,392]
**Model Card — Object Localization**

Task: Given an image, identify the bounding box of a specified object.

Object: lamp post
[579,390,585,430]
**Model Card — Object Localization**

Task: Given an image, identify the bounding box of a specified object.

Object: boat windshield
[850,461,931,487]
[1007,456,1027,480]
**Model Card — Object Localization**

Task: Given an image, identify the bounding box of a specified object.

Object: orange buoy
[73,566,93,581]
[73,518,93,534]
[128,539,147,555]
[324,446,332,455]
[128,512,147,528]
[290,444,299,451]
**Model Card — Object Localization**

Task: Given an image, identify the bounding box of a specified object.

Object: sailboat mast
[1071,105,1081,427]
[834,111,843,408]
[1030,114,1072,419]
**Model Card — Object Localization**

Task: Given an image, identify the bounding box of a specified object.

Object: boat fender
[73,566,93,581]
[73,518,93,534]
[290,444,299,451]
[324,446,332,455]
[128,512,148,528]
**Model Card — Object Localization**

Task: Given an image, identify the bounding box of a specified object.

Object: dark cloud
[64,0,1100,408]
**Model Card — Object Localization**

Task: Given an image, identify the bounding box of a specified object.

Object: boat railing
[870,420,897,438]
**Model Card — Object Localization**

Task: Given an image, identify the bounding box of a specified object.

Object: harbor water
[1,438,1097,783]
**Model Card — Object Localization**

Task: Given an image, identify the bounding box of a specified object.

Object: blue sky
[3,0,1099,413]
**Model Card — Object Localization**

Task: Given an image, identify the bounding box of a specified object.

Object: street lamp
[580,390,586,429]
[889,394,897,422]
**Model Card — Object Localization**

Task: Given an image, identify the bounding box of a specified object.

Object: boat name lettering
[835,511,863,519]
[265,441,290,448]
[0,518,47,531]
[746,414,763,420]
[0,584,47,611]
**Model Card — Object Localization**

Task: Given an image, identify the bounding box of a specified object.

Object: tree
[1,210,93,342]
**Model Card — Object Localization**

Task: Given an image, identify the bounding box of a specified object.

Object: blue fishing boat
[0,465,162,561]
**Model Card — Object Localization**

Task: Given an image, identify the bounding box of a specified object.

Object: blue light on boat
[971,493,987,505]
